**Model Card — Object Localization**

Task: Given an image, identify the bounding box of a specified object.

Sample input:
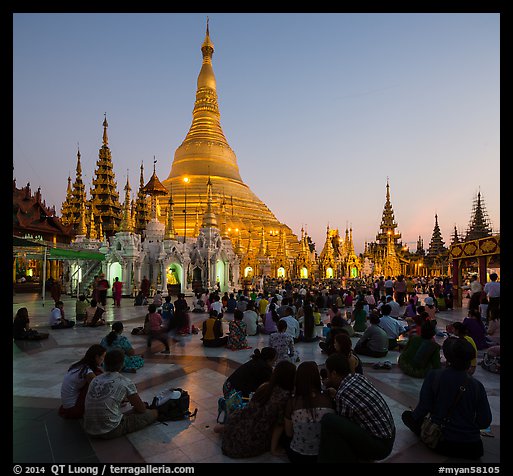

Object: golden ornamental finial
[102,113,109,146]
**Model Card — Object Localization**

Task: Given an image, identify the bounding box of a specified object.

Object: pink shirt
[148,312,163,332]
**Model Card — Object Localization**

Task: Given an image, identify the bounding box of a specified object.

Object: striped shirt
[335,373,395,439]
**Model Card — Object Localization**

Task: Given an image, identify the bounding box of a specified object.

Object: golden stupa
[160,21,300,259]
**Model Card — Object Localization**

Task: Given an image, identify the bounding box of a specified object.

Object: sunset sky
[13,13,500,253]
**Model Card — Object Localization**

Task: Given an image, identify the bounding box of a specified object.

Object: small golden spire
[102,113,109,146]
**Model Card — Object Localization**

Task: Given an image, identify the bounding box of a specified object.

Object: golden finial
[102,113,109,146]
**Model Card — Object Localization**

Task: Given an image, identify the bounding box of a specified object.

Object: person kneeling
[83,349,158,439]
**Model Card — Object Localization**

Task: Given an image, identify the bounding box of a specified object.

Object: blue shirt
[412,368,492,443]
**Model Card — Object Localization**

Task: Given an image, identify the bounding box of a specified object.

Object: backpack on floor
[150,388,197,422]
[480,352,500,374]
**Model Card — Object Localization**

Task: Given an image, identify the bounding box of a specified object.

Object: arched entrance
[300,267,308,279]
[325,267,333,279]
[277,266,286,279]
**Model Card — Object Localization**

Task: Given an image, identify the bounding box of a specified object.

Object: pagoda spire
[102,113,109,146]
[202,176,218,228]
[134,161,151,234]
[120,174,133,232]
[60,176,73,226]
[77,199,87,236]
[427,213,446,258]
[165,186,177,240]
[88,204,97,240]
[376,178,401,244]
[90,115,122,236]
[62,146,87,233]
[465,190,493,241]
[451,224,460,245]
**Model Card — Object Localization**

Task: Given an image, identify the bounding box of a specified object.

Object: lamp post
[183,177,190,244]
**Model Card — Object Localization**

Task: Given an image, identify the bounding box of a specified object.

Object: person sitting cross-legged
[100,321,144,373]
[398,321,440,378]
[318,353,396,462]
[401,337,492,460]
[83,349,158,439]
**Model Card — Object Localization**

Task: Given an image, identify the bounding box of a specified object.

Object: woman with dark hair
[301,302,320,342]
[13,307,48,340]
[59,344,106,419]
[334,333,363,374]
[463,310,489,350]
[221,361,296,458]
[284,361,335,462]
[222,347,277,398]
[226,310,249,350]
[398,321,440,378]
[201,310,228,348]
[260,304,279,334]
[401,337,492,460]
[100,322,144,372]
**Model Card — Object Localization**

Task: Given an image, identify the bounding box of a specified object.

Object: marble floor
[13,293,500,465]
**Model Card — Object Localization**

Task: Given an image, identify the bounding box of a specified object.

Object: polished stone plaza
[13,293,500,465]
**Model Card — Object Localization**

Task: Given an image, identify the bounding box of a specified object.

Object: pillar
[478,256,487,286]
[452,259,462,308]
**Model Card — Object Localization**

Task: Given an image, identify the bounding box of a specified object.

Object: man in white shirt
[242,301,259,336]
[385,296,402,319]
[84,349,157,439]
[280,307,300,342]
[49,301,75,329]
[484,273,500,321]
[379,304,406,350]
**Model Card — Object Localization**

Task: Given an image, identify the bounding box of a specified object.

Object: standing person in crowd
[318,353,396,462]
[112,277,123,307]
[353,312,388,358]
[465,275,483,312]
[97,273,110,307]
[401,337,492,460]
[284,361,335,462]
[384,276,394,297]
[398,321,440,378]
[145,303,170,354]
[50,278,62,304]
[220,361,296,458]
[484,273,500,321]
[393,275,407,306]
[59,344,106,419]
[222,347,277,399]
[49,301,75,329]
[226,310,250,350]
[83,349,158,439]
[100,322,144,373]
[75,294,89,322]
[140,276,150,299]
[161,295,175,331]
[443,277,454,310]
[201,310,228,347]
[258,293,269,325]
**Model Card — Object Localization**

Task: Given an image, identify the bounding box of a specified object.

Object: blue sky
[13,13,500,253]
